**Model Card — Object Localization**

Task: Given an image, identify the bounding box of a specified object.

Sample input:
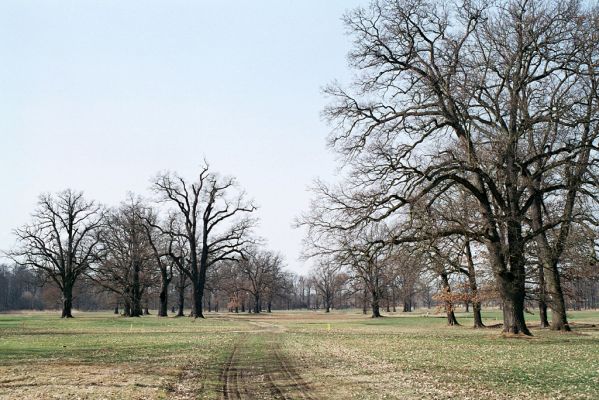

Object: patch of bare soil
[220,334,315,400]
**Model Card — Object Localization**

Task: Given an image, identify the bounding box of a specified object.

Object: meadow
[0,309,598,399]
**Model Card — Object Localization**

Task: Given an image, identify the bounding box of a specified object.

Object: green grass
[1,310,598,399]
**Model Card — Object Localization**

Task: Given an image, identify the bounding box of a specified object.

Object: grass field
[1,309,598,399]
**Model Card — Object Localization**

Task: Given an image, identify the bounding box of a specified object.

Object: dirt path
[220,320,315,400]
[169,318,316,400]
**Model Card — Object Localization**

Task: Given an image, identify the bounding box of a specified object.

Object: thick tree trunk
[498,277,530,335]
[472,301,484,328]
[177,289,185,317]
[158,286,168,317]
[371,289,382,318]
[191,278,204,318]
[158,271,170,317]
[403,299,411,312]
[254,294,260,313]
[114,304,119,314]
[546,261,570,331]
[446,309,459,326]
[61,284,74,318]
[484,225,531,335]
[539,299,549,328]
[530,189,570,331]
[267,301,272,313]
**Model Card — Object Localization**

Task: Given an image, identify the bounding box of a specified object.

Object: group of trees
[5,164,276,318]
[299,0,598,335]
[3,1,597,336]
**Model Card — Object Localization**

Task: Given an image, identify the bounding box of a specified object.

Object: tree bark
[176,274,185,317]
[538,264,549,328]
[529,182,571,331]
[191,278,204,318]
[131,259,142,317]
[254,294,260,313]
[371,289,381,318]
[465,239,484,328]
[440,273,459,326]
[61,283,74,318]
[158,282,168,317]
[498,275,530,335]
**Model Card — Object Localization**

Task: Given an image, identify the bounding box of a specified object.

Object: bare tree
[311,261,347,313]
[92,196,156,317]
[151,164,256,318]
[142,210,177,317]
[8,190,104,318]
[316,0,598,335]
[237,249,284,314]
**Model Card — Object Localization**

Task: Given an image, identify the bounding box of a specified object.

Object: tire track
[219,320,316,400]
[273,347,315,400]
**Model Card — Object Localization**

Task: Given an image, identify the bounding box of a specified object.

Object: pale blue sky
[0,0,367,273]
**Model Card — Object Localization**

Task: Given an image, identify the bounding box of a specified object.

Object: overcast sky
[0,1,367,274]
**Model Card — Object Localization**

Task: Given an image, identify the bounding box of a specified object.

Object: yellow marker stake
[327,323,331,331]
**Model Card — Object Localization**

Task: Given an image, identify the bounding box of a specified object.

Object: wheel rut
[220,320,316,400]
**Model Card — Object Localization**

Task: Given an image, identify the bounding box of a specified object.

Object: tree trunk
[114,304,119,314]
[530,188,570,331]
[191,278,204,318]
[158,271,170,317]
[132,260,142,317]
[371,289,381,318]
[61,283,74,318]
[176,272,186,317]
[498,277,530,335]
[158,286,168,317]
[538,264,549,328]
[440,273,459,326]
[465,239,485,328]
[254,294,260,314]
[546,261,570,331]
